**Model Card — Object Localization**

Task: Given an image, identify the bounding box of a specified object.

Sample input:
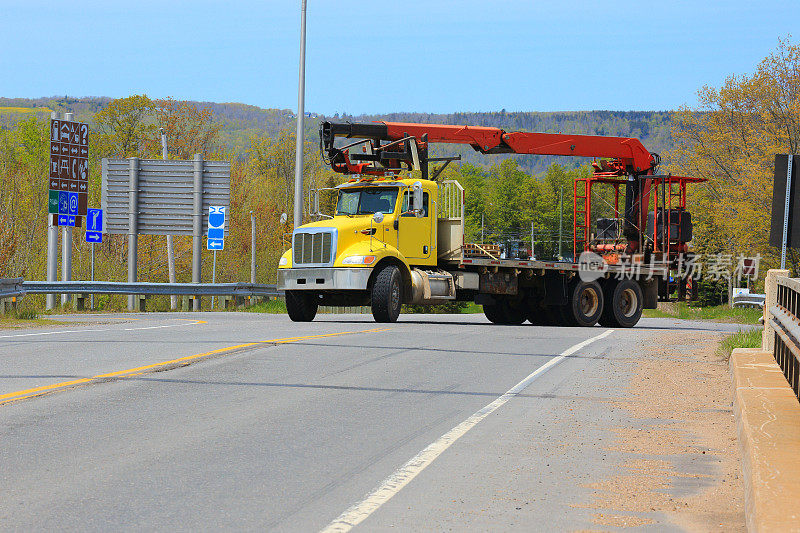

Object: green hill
[0,96,676,174]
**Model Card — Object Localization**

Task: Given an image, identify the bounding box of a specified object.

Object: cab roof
[335,176,432,189]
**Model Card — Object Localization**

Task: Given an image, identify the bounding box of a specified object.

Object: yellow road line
[0,327,390,406]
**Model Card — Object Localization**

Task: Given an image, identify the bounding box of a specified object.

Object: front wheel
[286,290,318,322]
[371,265,402,323]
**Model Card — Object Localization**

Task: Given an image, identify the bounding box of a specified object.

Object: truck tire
[561,280,604,327]
[286,290,318,322]
[598,279,642,328]
[371,265,402,323]
[482,303,505,324]
[501,298,527,325]
[526,300,555,326]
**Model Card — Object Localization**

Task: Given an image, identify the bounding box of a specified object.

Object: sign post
[207,206,226,308]
[782,156,794,269]
[85,208,103,310]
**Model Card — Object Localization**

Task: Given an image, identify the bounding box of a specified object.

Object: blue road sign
[87,208,103,232]
[59,191,69,215]
[65,215,75,227]
[207,206,226,240]
[85,207,103,243]
[58,214,69,226]
[68,192,78,216]
[207,238,224,250]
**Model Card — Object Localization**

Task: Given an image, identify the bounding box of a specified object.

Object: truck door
[397,189,433,263]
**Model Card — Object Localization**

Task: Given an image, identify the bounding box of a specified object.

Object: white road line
[0,320,203,340]
[320,328,615,533]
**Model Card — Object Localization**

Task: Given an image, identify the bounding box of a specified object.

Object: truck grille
[293,230,335,266]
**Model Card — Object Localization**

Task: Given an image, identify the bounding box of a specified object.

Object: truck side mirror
[413,181,424,218]
[373,211,385,224]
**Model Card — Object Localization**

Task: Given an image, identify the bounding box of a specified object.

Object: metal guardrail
[21,281,280,297]
[770,277,800,401]
[0,278,25,300]
[732,293,766,308]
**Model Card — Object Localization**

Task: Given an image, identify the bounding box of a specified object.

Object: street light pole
[293,0,307,229]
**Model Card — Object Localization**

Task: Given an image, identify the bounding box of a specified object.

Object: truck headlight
[279,257,288,266]
[342,255,376,265]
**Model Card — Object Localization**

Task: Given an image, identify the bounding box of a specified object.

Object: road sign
[101,158,230,235]
[58,214,75,227]
[68,192,78,216]
[207,206,225,250]
[207,206,226,240]
[49,118,89,222]
[48,190,59,214]
[86,208,103,243]
[59,191,69,215]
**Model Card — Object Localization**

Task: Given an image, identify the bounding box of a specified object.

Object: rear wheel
[599,279,642,328]
[526,299,554,326]
[482,302,505,324]
[286,290,318,322]
[371,265,402,323]
[561,280,604,327]
[500,298,527,325]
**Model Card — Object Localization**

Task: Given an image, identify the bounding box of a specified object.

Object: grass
[0,309,62,329]
[0,106,52,114]
[720,327,764,358]
[643,302,762,324]
[239,298,287,313]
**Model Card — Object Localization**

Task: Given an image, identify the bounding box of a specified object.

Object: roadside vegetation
[720,328,764,357]
[0,308,63,329]
[644,303,762,324]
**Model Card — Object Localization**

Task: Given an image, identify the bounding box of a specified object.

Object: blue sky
[1,0,798,114]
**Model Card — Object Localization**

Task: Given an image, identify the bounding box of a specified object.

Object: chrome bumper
[277,267,372,291]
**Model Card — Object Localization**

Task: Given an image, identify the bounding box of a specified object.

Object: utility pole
[293,0,307,229]
[161,129,177,310]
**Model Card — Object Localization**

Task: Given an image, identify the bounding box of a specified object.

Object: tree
[94,95,156,158]
[152,97,222,159]
[669,37,800,275]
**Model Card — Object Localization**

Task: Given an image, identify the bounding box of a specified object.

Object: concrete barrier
[730,347,800,532]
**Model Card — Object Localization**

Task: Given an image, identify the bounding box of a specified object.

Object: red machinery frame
[573,173,706,262]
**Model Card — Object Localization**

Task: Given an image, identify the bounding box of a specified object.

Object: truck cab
[277,176,457,322]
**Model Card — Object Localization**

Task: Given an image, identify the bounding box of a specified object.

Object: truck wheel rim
[580,287,599,317]
[619,288,637,317]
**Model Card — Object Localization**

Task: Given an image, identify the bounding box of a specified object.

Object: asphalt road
[0,312,744,531]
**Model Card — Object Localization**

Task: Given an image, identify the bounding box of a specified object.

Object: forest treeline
[1,96,675,175]
[1,38,799,309]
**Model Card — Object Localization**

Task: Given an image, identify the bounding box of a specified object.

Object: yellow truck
[277,121,703,326]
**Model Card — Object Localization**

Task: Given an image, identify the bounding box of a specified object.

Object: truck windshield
[336,188,398,216]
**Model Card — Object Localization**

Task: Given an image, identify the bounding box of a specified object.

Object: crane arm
[321,121,658,176]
